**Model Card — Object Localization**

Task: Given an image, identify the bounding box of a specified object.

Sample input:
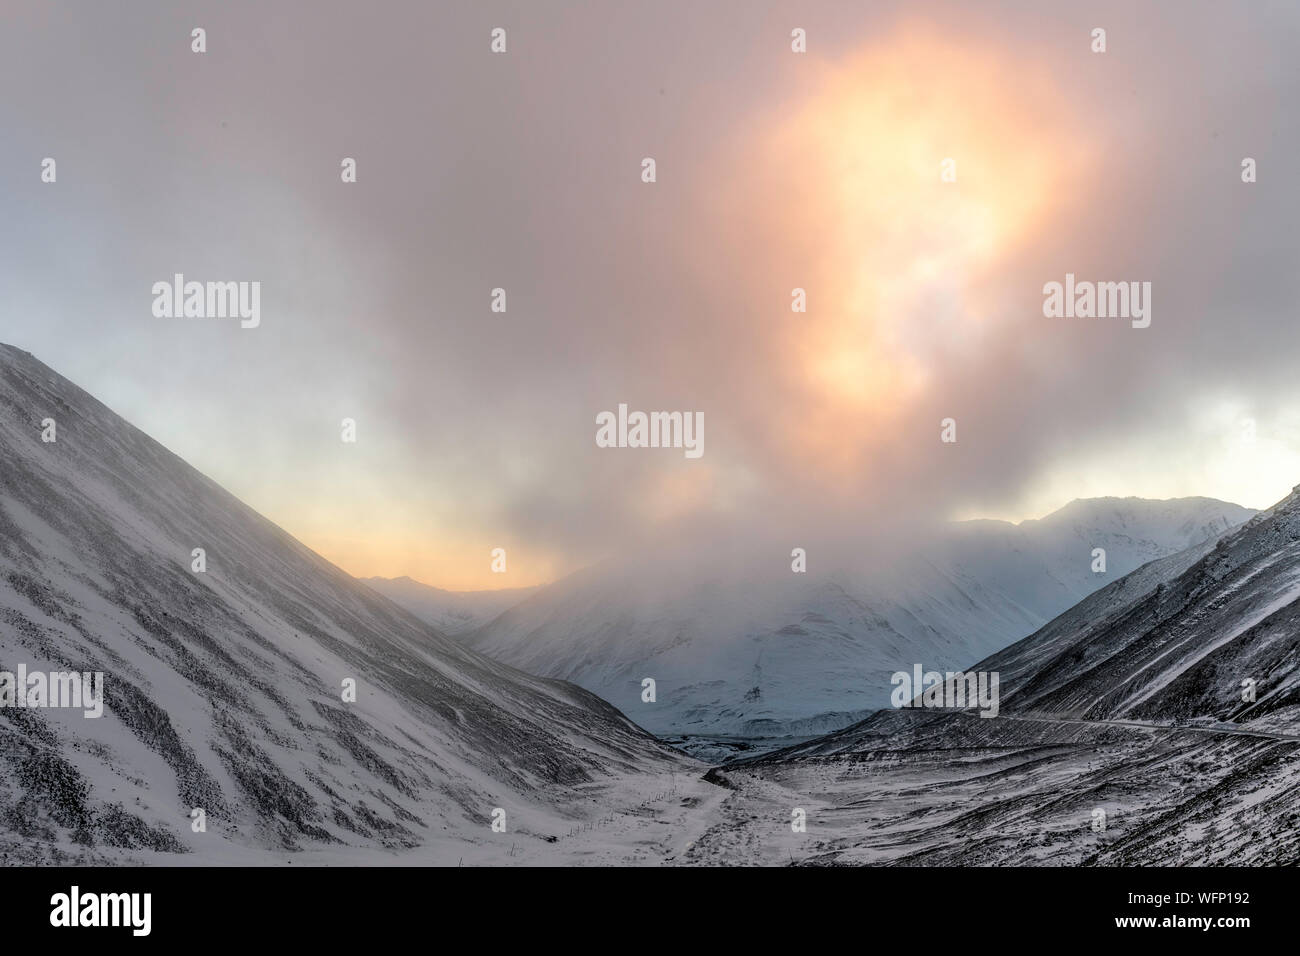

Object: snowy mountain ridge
[695,484,1300,865]
[0,343,687,864]
[467,496,1255,740]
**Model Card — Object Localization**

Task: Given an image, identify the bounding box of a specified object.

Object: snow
[0,344,692,864]
[466,498,1254,742]
[4,340,1296,867]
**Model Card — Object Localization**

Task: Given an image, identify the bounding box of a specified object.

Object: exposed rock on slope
[0,344,684,863]
[701,488,1300,865]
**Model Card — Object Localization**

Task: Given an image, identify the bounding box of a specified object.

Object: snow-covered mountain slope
[689,708,1300,865]
[696,487,1300,866]
[980,484,1300,730]
[466,498,1253,738]
[696,489,1300,868]
[0,344,687,864]
[741,482,1300,758]
[360,576,535,637]
[945,496,1254,622]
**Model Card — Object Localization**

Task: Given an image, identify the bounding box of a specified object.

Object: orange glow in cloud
[253,474,569,591]
[305,525,567,592]
[720,25,1091,478]
[285,26,1097,589]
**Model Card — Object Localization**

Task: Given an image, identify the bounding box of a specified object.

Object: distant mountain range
[703,484,1300,865]
[360,577,537,637]
[6,340,1292,866]
[454,497,1254,741]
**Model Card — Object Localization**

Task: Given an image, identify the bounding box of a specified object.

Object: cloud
[1,1,1297,587]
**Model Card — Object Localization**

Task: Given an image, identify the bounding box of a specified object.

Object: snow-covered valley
[0,344,693,864]
[3,342,1296,866]
[454,498,1254,745]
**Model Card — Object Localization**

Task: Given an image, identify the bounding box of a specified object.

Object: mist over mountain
[466,497,1254,743]
[0,344,686,863]
[359,577,536,637]
[2,0,1297,887]
[697,486,1300,865]
[3,342,1295,868]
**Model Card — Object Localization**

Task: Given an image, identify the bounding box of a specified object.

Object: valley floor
[2,767,725,867]
[9,716,1298,867]
[682,717,1300,866]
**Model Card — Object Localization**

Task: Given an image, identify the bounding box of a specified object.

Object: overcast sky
[3,1,1298,588]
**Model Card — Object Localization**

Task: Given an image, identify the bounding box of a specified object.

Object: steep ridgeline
[359,576,536,637]
[0,344,684,863]
[977,484,1300,729]
[467,498,1253,739]
[708,488,1300,866]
